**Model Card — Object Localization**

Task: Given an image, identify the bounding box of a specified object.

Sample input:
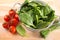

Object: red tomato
[14,14,19,21]
[4,15,10,22]
[9,9,16,17]
[9,26,16,34]
[11,18,19,26]
[2,22,9,29]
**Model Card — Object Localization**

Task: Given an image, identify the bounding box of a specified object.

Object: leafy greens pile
[18,0,55,29]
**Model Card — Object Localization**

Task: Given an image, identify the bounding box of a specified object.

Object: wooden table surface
[0,0,60,40]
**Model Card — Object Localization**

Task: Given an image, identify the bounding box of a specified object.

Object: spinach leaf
[43,10,55,22]
[19,13,36,28]
[28,2,38,7]
[36,20,50,29]
[27,10,33,15]
[40,23,59,38]
[43,5,52,16]
[40,29,49,38]
[18,0,55,29]
[36,8,47,18]
[16,25,26,36]
[36,15,39,24]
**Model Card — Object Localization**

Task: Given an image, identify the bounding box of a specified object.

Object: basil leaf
[16,25,26,36]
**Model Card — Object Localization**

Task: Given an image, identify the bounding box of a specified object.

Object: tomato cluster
[2,9,19,34]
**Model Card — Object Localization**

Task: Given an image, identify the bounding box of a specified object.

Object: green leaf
[16,25,26,36]
[43,5,52,16]
[36,20,50,29]
[25,0,30,3]
[36,8,47,18]
[36,15,39,24]
[28,2,38,7]
[19,13,36,28]
[40,22,60,38]
[40,29,49,38]
[18,0,55,29]
[27,10,33,15]
[45,10,55,22]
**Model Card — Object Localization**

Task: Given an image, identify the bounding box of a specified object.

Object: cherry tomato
[14,14,19,21]
[9,9,16,17]
[2,22,9,29]
[4,15,10,22]
[11,18,19,26]
[9,26,16,34]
